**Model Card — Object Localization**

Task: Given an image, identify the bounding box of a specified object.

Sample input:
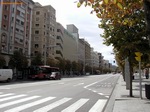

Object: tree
[9,51,28,69]
[31,53,43,66]
[0,55,6,68]
[47,56,59,67]
[77,0,150,96]
[65,59,71,73]
[56,57,66,75]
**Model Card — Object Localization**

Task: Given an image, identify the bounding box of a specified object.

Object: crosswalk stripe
[0,96,40,109]
[0,93,14,98]
[34,98,72,112]
[62,98,89,112]
[4,97,56,112]
[0,94,27,102]
[89,99,107,112]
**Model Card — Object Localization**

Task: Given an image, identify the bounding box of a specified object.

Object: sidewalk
[113,75,150,112]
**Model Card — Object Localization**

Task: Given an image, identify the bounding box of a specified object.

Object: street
[0,74,119,112]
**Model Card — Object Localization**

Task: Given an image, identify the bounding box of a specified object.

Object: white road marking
[74,83,84,86]
[89,99,107,112]
[0,92,3,94]
[62,98,89,112]
[4,97,55,112]
[0,93,14,98]
[0,94,26,102]
[0,96,40,109]
[34,98,72,112]
[92,90,97,93]
[84,76,112,89]
[84,82,98,89]
[98,93,104,95]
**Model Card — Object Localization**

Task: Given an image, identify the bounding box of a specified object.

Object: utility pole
[135,52,143,99]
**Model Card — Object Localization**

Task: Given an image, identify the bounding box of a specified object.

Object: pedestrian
[145,68,149,79]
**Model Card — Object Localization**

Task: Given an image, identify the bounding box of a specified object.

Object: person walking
[145,68,149,79]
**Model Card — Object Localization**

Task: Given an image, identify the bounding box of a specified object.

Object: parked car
[0,69,13,82]
[49,72,61,80]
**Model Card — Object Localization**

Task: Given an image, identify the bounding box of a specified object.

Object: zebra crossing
[0,92,107,112]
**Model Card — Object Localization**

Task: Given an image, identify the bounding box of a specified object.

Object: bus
[28,65,61,80]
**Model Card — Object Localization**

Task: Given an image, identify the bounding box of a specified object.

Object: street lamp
[44,45,58,65]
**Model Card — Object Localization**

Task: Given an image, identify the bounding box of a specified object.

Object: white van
[0,69,13,82]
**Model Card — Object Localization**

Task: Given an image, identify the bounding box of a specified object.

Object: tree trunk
[144,0,150,45]
[128,57,133,97]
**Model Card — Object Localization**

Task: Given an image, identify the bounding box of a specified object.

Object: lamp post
[44,45,57,65]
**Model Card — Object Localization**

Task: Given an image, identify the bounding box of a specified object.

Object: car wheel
[7,78,11,82]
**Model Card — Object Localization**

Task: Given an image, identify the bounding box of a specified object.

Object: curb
[103,75,121,112]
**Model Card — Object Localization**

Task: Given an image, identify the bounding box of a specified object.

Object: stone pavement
[112,74,150,112]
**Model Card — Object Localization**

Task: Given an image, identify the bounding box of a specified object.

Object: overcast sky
[33,0,115,64]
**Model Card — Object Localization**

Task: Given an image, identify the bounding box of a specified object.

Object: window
[12,8,14,13]
[35,30,39,34]
[34,51,38,55]
[1,33,7,43]
[35,24,39,27]
[3,25,7,29]
[4,5,8,10]
[16,28,19,32]
[20,30,24,34]
[21,21,24,25]
[3,15,8,20]
[36,11,40,15]
[16,19,20,24]
[12,17,14,21]
[35,44,39,48]
[57,36,60,39]
[20,39,23,43]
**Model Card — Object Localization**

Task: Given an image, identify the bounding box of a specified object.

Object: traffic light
[135,52,142,62]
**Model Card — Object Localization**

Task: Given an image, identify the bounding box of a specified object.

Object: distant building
[55,22,64,59]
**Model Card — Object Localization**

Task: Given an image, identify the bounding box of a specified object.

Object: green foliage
[72,61,78,71]
[31,53,43,66]
[55,57,66,71]
[9,50,28,69]
[65,59,71,71]
[0,55,6,68]
[100,9,150,63]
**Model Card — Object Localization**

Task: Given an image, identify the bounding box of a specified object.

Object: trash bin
[145,84,150,99]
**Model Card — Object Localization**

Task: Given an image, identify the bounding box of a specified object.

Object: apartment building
[63,28,78,62]
[66,24,79,62]
[85,40,91,66]
[91,48,99,68]
[0,0,34,65]
[79,38,85,64]
[55,22,64,59]
[31,3,56,64]
[98,53,103,68]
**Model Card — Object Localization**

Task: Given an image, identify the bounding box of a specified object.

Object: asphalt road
[0,74,119,112]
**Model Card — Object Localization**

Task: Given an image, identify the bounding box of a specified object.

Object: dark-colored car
[49,72,61,80]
